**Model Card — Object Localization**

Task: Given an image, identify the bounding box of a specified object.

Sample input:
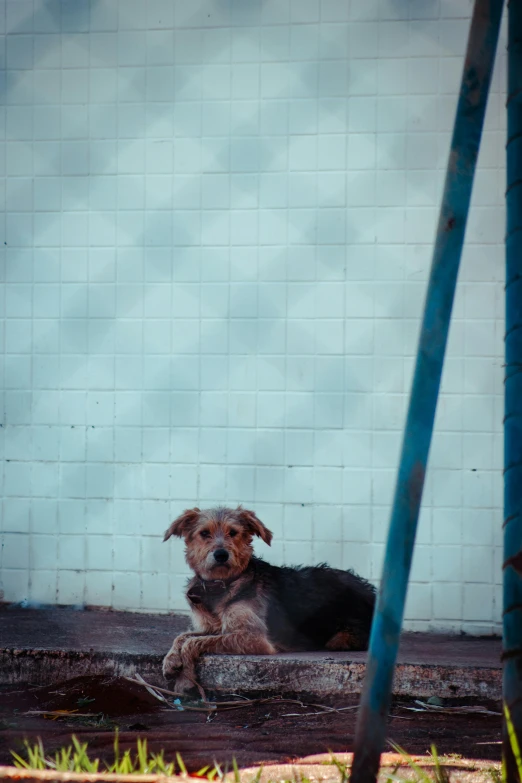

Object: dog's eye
[199,530,211,539]
[229,529,238,538]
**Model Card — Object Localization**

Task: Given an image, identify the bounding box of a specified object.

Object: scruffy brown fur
[162,506,376,697]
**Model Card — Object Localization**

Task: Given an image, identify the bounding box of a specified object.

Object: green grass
[11,732,182,776]
[9,723,514,782]
[8,737,486,782]
[10,733,259,779]
[504,705,522,783]
[387,743,454,783]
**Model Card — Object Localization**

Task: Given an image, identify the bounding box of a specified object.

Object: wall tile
[28,570,56,604]
[1,1,506,632]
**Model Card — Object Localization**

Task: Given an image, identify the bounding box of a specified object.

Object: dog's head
[164,506,272,580]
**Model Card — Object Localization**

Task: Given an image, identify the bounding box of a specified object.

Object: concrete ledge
[1,648,501,700]
[199,652,501,700]
[0,606,502,701]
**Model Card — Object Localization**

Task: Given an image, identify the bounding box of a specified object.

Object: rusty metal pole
[504,2,522,779]
[350,4,504,783]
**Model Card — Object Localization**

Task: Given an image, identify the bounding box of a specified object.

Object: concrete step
[0,606,502,701]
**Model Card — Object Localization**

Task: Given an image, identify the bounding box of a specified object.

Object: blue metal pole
[504,2,522,780]
[350,3,504,782]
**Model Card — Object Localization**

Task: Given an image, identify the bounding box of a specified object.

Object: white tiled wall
[0,0,506,634]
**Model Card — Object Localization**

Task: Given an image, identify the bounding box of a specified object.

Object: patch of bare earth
[0,676,501,780]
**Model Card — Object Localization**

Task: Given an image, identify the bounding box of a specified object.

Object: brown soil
[0,676,502,773]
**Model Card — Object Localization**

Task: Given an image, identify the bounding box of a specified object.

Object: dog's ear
[236,507,272,546]
[164,508,201,541]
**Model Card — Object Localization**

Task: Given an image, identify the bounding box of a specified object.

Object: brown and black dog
[162,506,376,695]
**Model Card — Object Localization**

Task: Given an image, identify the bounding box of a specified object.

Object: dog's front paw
[162,648,182,678]
[171,671,199,697]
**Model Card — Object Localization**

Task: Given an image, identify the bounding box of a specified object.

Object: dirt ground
[0,675,502,775]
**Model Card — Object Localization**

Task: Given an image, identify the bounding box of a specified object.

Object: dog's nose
[213,549,229,564]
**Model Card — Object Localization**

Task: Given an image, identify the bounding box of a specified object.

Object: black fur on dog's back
[234,557,376,652]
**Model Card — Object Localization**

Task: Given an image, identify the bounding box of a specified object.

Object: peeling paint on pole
[504,1,522,779]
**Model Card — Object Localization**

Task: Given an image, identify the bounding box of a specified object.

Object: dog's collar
[187,574,242,605]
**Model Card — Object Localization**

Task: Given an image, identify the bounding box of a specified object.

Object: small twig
[409,700,501,717]
[281,704,360,718]
[132,672,168,704]
[124,678,217,710]
[126,674,358,717]
[123,678,180,698]
[125,677,291,708]
[161,705,218,713]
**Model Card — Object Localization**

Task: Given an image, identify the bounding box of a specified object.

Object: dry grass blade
[281,704,360,718]
[123,678,217,711]
[475,741,502,745]
[402,701,502,717]
[125,676,341,714]
[132,673,168,704]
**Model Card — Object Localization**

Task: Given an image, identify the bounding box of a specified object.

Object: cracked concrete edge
[0,649,501,701]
